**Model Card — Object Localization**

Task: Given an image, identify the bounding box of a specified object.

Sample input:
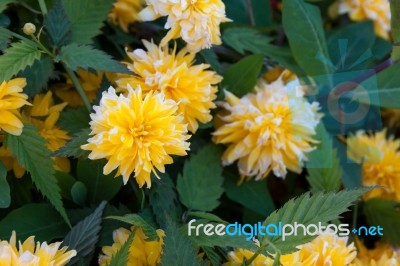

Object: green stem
[38,0,48,14]
[31,35,53,57]
[64,66,92,112]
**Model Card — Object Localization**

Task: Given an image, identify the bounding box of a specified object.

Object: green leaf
[225,177,275,216]
[0,41,41,82]
[160,219,205,266]
[76,159,122,204]
[55,171,76,201]
[0,0,13,13]
[222,28,301,74]
[327,21,376,71]
[4,124,70,226]
[63,201,106,265]
[224,0,272,26]
[62,0,114,44]
[221,54,263,97]
[391,0,400,60]
[0,26,11,51]
[71,181,87,206]
[306,123,342,192]
[58,106,90,134]
[53,128,90,159]
[187,211,226,224]
[259,189,368,254]
[0,162,10,208]
[202,247,220,266]
[177,144,224,212]
[107,214,159,241]
[0,203,69,242]
[98,204,131,246]
[149,174,180,227]
[57,43,130,73]
[282,0,333,75]
[44,0,72,47]
[18,57,54,97]
[108,229,136,266]
[200,49,222,74]
[364,198,400,245]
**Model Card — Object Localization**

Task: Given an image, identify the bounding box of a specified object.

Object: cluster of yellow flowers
[224,232,400,266]
[0,231,76,265]
[99,226,165,266]
[0,79,71,178]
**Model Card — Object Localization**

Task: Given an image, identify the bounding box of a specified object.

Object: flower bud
[23,23,36,35]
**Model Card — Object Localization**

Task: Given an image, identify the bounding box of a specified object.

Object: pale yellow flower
[109,0,143,32]
[347,129,400,201]
[138,0,230,52]
[263,66,296,85]
[23,91,71,173]
[280,232,357,266]
[81,85,190,188]
[0,231,76,265]
[338,0,390,39]
[352,238,400,266]
[117,40,221,133]
[0,78,30,136]
[213,76,321,180]
[223,248,274,266]
[99,227,164,266]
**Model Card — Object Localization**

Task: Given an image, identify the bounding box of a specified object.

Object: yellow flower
[81,85,190,188]
[353,238,400,266]
[0,78,30,136]
[99,227,164,266]
[0,231,76,265]
[280,232,357,266]
[117,40,221,133]
[338,0,390,39]
[263,66,296,84]
[223,248,274,266]
[138,0,230,52]
[54,69,104,108]
[0,145,25,178]
[24,91,71,173]
[109,0,143,32]
[347,129,400,201]
[213,76,321,180]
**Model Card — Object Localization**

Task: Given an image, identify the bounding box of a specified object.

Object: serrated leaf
[0,203,69,242]
[364,198,400,245]
[221,54,264,97]
[53,128,90,158]
[18,57,54,97]
[0,26,11,51]
[62,0,114,44]
[282,0,333,76]
[107,214,159,241]
[149,174,180,227]
[225,177,275,216]
[76,159,122,204]
[0,162,10,208]
[0,41,41,82]
[160,219,205,266]
[0,0,13,13]
[44,0,72,47]
[259,189,368,254]
[98,204,131,247]
[57,43,130,73]
[222,27,303,75]
[63,201,107,265]
[4,124,70,226]
[108,229,136,266]
[177,144,224,212]
[306,124,342,192]
[58,106,90,134]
